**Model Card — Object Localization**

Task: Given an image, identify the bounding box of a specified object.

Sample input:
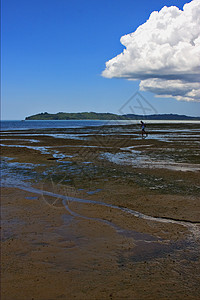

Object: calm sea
[1,120,200,131]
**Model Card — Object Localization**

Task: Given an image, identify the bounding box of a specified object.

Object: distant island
[25,112,200,121]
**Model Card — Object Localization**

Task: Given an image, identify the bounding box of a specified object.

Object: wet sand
[1,123,200,299]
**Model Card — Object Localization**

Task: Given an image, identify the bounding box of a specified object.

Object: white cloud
[102,0,200,102]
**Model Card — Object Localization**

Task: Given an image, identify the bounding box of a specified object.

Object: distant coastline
[25,112,200,121]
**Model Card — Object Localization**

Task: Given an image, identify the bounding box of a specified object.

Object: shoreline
[1,123,200,299]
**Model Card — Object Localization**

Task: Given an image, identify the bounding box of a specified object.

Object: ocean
[1,119,200,131]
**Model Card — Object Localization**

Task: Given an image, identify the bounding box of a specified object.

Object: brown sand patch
[2,187,200,299]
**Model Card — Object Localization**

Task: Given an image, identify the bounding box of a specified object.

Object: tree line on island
[25,112,200,121]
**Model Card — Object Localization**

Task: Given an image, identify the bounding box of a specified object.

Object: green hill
[25,112,200,121]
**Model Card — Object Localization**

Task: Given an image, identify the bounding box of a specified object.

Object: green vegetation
[25,112,123,120]
[25,111,200,120]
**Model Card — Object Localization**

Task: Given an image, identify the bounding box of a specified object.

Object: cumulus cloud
[102,0,200,102]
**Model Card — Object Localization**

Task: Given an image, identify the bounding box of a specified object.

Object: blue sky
[2,0,200,120]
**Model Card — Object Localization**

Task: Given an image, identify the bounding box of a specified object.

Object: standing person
[140,121,147,137]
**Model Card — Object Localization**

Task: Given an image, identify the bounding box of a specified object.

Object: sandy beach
[1,122,200,299]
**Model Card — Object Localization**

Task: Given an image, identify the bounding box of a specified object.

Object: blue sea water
[0,120,113,131]
[1,119,200,131]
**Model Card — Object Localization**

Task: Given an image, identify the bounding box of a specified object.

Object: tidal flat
[1,122,200,299]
